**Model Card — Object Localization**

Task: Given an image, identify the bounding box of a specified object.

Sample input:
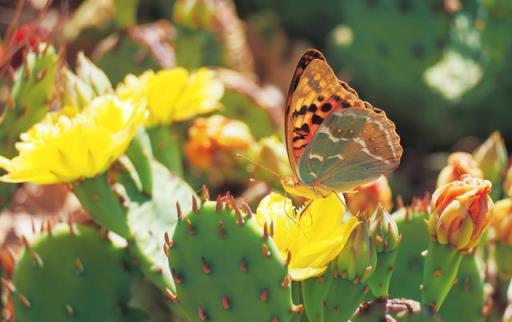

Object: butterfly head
[281,176,332,200]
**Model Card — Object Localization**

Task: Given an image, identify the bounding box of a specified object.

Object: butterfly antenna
[235,153,282,179]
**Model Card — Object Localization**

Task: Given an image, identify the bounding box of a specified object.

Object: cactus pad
[11,224,141,322]
[167,196,295,322]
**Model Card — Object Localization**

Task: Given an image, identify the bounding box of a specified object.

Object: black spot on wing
[312,114,324,125]
[321,103,332,112]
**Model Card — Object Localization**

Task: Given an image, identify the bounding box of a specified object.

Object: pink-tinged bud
[184,115,254,170]
[473,132,508,185]
[429,176,493,252]
[345,176,392,216]
[504,163,512,198]
[492,199,512,245]
[436,152,483,188]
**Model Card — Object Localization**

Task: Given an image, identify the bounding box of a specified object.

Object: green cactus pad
[218,69,277,140]
[389,210,429,301]
[118,160,196,290]
[168,196,294,322]
[322,265,366,322]
[439,254,485,322]
[11,224,142,322]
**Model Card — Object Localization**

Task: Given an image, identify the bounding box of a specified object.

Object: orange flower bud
[492,199,512,245]
[345,176,392,216]
[504,164,512,198]
[184,115,254,170]
[429,176,493,252]
[436,152,483,188]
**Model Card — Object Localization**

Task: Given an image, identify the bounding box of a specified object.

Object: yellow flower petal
[116,67,224,127]
[256,192,358,281]
[0,95,147,184]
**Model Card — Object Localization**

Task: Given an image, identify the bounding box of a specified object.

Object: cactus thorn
[65,304,75,317]
[241,202,252,218]
[353,276,361,284]
[31,219,36,234]
[215,196,223,212]
[74,257,85,274]
[36,67,47,81]
[396,195,404,209]
[192,195,199,213]
[281,275,291,288]
[198,306,208,321]
[263,222,269,239]
[171,268,184,284]
[421,250,428,257]
[222,295,231,310]
[285,251,292,268]
[163,243,169,257]
[240,258,248,272]
[434,268,442,277]
[21,235,30,248]
[332,266,340,279]
[1,278,16,292]
[185,218,195,235]
[291,304,304,314]
[6,95,15,109]
[200,185,210,202]
[261,243,271,257]
[30,251,43,268]
[260,288,268,302]
[18,293,31,308]
[201,256,212,274]
[176,202,183,220]
[234,205,244,225]
[217,220,227,239]
[165,288,179,303]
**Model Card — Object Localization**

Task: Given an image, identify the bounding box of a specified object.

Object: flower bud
[61,68,95,108]
[370,205,400,253]
[345,176,392,216]
[248,136,291,181]
[184,115,254,170]
[173,0,215,30]
[492,199,512,244]
[436,152,483,188]
[336,219,377,283]
[429,176,493,252]
[504,164,512,198]
[473,131,508,185]
[76,52,113,96]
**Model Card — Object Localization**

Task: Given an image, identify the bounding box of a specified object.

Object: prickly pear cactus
[167,195,295,322]
[389,209,429,300]
[439,254,485,322]
[10,224,142,322]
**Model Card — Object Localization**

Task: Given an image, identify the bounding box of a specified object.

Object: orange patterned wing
[285,49,366,178]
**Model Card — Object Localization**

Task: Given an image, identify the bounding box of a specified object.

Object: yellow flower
[116,67,224,127]
[429,176,493,251]
[492,199,512,245]
[437,152,483,188]
[256,192,358,280]
[0,95,146,184]
[345,176,392,216]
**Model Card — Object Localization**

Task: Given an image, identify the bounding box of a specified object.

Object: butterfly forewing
[297,108,402,191]
[285,50,366,177]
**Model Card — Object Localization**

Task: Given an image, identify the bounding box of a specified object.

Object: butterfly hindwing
[297,108,402,191]
[285,50,365,176]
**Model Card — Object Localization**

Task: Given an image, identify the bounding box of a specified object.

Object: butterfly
[280,49,403,199]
